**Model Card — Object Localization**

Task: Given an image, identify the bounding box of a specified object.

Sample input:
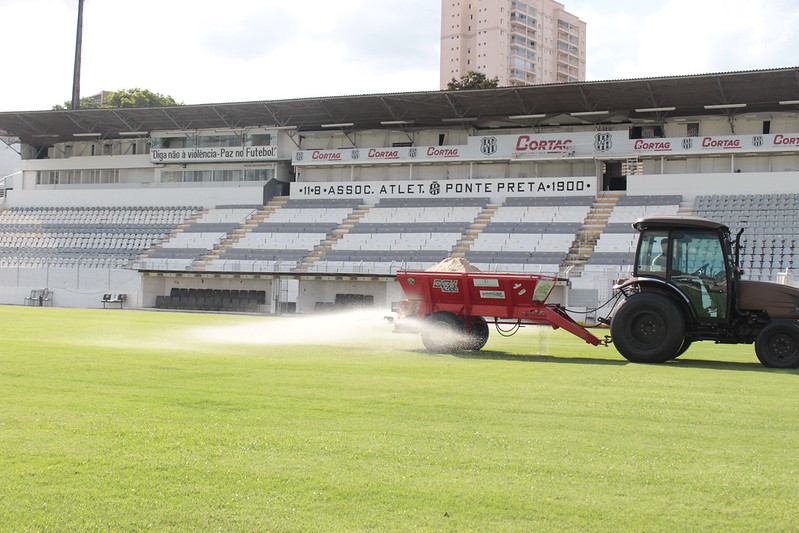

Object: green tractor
[610,216,799,368]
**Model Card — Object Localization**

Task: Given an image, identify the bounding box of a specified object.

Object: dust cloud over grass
[192,309,412,348]
[191,311,558,354]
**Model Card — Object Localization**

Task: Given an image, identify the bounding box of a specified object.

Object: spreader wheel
[462,316,489,351]
[421,311,468,353]
[755,321,799,368]
[611,292,686,363]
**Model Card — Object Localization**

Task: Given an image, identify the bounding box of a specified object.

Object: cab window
[636,229,669,276]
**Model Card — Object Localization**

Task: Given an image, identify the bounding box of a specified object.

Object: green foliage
[446,70,500,90]
[53,88,181,110]
[0,305,796,531]
[103,88,180,108]
[50,96,103,110]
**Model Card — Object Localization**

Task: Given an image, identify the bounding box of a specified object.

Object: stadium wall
[627,171,799,196]
[296,279,404,314]
[136,273,400,315]
[1,266,142,308]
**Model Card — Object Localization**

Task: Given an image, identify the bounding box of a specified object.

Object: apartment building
[441,0,586,87]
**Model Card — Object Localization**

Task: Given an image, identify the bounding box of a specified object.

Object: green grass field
[1,305,797,532]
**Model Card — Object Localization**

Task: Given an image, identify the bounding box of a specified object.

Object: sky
[0,0,797,113]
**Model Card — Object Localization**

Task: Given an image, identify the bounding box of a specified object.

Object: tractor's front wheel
[755,321,799,368]
[611,292,686,363]
[673,338,693,359]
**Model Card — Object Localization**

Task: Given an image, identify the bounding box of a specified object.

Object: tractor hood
[738,280,799,318]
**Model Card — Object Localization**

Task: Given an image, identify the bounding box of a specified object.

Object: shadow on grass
[413,348,626,366]
[457,350,628,366]
[665,357,797,373]
[415,349,798,373]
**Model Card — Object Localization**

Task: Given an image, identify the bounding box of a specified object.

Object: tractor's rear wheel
[611,292,686,363]
[421,311,468,353]
[755,321,799,368]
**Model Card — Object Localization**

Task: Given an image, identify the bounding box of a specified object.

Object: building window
[197,134,240,148]
[160,168,274,183]
[152,135,193,149]
[36,169,119,185]
[244,168,274,181]
[245,133,274,146]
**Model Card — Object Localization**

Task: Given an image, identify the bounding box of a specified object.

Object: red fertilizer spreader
[394,270,607,352]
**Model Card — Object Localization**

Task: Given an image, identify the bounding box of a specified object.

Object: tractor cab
[631,216,737,322]
[610,215,799,368]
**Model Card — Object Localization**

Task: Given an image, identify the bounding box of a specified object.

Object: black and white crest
[351,149,360,160]
[480,136,498,156]
[593,132,613,152]
[752,135,764,148]
[429,181,441,196]
[682,138,694,150]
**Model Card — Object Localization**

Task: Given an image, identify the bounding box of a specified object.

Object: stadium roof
[1,68,798,145]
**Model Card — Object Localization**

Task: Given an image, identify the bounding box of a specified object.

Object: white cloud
[1,0,77,110]
[0,0,441,110]
[576,0,799,80]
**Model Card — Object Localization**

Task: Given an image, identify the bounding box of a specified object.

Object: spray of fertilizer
[190,309,554,355]
[192,309,411,349]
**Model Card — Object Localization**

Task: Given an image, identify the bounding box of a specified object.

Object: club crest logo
[480,136,498,156]
[594,132,613,152]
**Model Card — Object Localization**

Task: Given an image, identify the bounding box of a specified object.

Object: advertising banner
[292,132,799,166]
[150,145,278,164]
[290,176,597,200]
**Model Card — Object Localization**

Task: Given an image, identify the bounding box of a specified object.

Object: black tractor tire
[462,316,489,351]
[673,338,693,359]
[755,321,799,368]
[611,292,687,363]
[421,311,468,353]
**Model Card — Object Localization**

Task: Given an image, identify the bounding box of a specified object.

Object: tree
[53,88,181,110]
[103,88,180,108]
[446,71,500,91]
[52,96,102,110]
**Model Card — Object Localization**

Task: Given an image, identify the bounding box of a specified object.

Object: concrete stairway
[188,197,289,271]
[561,191,624,277]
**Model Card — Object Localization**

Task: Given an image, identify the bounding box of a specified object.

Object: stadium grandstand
[1,67,799,316]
